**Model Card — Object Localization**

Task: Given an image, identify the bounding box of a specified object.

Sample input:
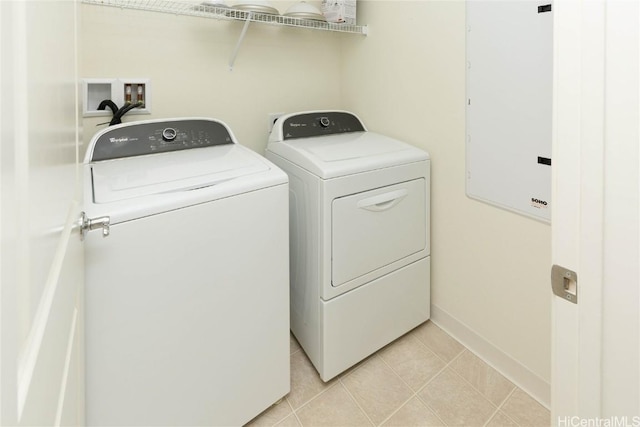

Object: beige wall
[341,0,551,401]
[80,0,551,404]
[80,1,343,153]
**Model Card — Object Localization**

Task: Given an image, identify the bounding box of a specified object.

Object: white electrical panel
[466,1,553,222]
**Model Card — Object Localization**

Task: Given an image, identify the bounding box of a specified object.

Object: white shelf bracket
[229,12,252,71]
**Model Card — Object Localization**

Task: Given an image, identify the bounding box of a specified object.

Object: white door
[0,1,84,425]
[552,0,639,423]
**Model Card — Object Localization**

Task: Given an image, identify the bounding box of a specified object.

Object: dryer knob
[319,117,330,128]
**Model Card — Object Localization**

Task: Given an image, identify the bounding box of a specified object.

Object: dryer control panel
[90,119,234,162]
[282,112,365,140]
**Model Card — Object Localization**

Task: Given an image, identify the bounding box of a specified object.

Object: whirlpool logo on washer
[531,197,549,209]
[109,137,137,145]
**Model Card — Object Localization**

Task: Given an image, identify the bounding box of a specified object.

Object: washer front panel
[85,184,290,426]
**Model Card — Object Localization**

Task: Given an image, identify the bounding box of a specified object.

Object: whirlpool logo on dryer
[531,197,549,209]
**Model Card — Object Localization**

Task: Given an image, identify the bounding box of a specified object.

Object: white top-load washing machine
[83,118,289,426]
[266,111,430,381]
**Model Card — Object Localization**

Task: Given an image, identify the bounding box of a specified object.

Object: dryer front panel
[331,178,427,288]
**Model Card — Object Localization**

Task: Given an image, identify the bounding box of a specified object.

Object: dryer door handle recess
[356,189,408,212]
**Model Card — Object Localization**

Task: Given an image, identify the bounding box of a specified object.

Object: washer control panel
[91,119,234,162]
[282,112,365,140]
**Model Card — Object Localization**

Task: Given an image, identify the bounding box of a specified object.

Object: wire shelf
[82,0,368,35]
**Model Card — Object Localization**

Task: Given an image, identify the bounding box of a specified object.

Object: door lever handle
[79,212,111,240]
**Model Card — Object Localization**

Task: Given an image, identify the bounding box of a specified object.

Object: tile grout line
[447,360,501,402]
[338,346,444,426]
[376,343,464,426]
[482,406,504,427]
[288,347,406,426]
[376,393,419,426]
[410,344,506,426]
[288,396,304,427]
[495,383,518,410]
[412,347,466,396]
[277,397,296,427]
[286,340,348,419]
[487,387,521,427]
[411,328,468,367]
[443,347,524,426]
[337,376,377,427]
[375,347,451,426]
[285,344,306,425]
[290,347,302,357]
[489,383,519,425]
[419,329,536,425]
[268,396,299,427]
[411,349,467,426]
[289,380,338,415]
[445,347,550,425]
[375,353,422,426]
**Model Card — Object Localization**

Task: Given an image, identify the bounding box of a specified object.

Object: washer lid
[267,131,429,179]
[90,144,269,204]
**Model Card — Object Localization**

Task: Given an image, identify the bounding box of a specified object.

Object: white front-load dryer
[266,111,430,381]
[83,118,289,426]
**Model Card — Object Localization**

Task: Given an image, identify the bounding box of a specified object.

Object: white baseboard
[430,304,550,409]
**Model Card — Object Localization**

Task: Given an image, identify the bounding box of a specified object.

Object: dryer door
[331,178,427,287]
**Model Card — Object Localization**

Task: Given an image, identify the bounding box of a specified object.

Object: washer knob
[319,117,330,128]
[162,127,177,141]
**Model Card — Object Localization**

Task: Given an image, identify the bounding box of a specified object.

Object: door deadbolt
[551,264,578,304]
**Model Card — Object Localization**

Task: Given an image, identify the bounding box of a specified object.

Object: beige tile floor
[246,321,550,427]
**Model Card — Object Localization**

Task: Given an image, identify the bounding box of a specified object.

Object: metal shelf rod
[229,12,252,70]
